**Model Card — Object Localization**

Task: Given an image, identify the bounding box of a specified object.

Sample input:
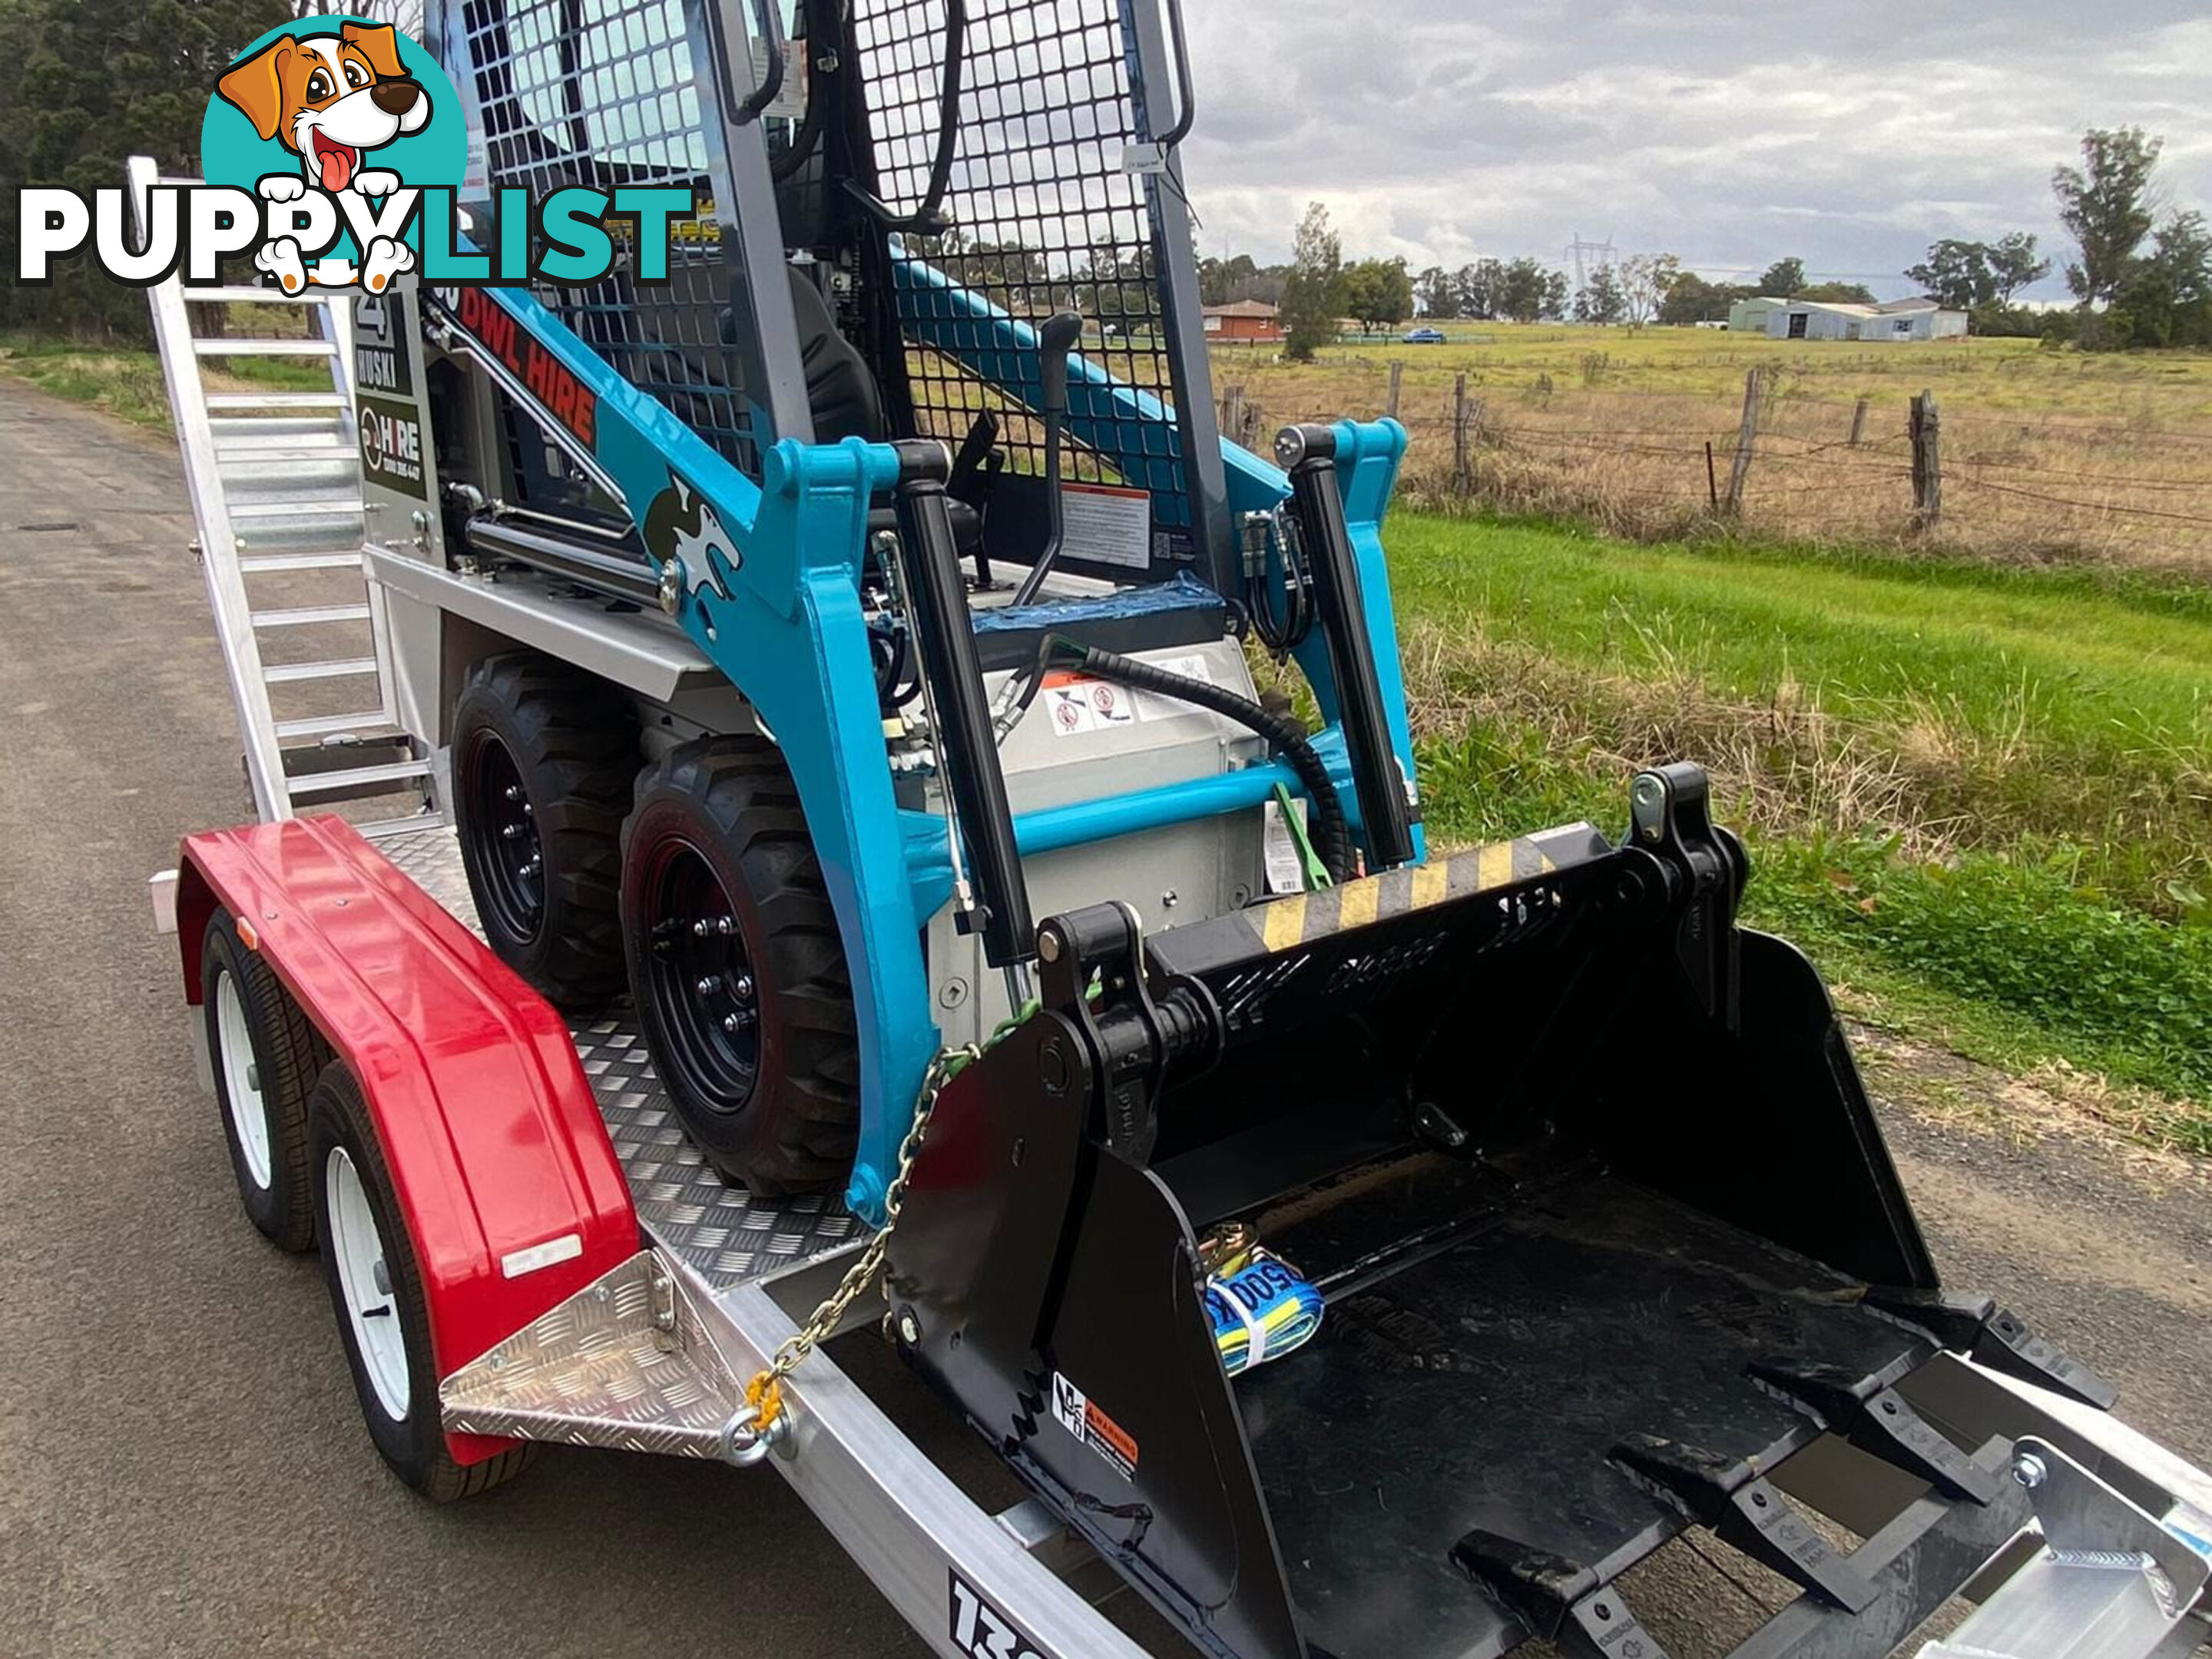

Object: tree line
[2044,127,2210,349]
[1244,209,1866,358]
[0,0,299,339]
[1214,127,2207,358]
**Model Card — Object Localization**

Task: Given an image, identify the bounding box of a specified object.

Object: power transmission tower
[1565,234,1616,291]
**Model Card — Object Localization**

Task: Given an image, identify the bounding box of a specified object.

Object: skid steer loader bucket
[888,764,2116,1659]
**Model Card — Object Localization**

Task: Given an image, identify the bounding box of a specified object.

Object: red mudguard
[174,816,638,1463]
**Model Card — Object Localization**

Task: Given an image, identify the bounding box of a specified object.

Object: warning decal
[1042,654,1216,738]
[1048,1371,1139,1481]
[1263,796,1310,896]
[1059,482,1152,571]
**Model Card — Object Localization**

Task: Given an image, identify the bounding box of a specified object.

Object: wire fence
[1215,363,2212,571]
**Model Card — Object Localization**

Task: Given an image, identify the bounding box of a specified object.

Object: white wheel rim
[214,969,273,1190]
[325,1147,411,1421]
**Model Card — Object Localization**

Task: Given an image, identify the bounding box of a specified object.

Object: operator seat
[786,266,886,446]
[779,266,990,564]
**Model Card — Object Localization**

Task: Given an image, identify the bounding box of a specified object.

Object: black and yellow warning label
[1049,1371,1138,1482]
[1252,836,1559,955]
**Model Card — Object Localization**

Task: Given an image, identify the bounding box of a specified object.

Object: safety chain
[726,1040,984,1461]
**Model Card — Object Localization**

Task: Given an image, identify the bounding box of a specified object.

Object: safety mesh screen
[456,0,767,473]
[856,0,1189,536]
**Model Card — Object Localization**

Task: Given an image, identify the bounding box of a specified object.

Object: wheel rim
[213,968,273,1190]
[642,837,760,1110]
[463,732,545,944]
[326,1147,411,1421]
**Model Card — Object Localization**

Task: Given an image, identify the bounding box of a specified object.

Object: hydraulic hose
[1248,509,1314,656]
[1051,640,1355,885]
[770,0,840,182]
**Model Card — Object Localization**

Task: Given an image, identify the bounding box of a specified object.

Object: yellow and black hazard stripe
[1250,837,1561,955]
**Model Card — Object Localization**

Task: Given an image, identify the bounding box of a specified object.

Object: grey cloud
[1175,3,2212,296]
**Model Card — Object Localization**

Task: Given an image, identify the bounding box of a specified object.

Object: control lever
[1012,312,1087,608]
[949,412,1000,587]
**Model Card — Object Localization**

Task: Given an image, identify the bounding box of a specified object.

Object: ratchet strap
[1204,1244,1325,1377]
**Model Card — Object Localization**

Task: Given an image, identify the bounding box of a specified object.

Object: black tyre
[201,907,328,1251]
[452,652,637,1011]
[307,1061,533,1502]
[621,737,861,1194]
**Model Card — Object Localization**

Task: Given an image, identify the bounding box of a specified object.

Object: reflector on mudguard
[889,771,2007,1659]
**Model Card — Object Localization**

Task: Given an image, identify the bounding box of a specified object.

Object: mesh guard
[853,0,1199,569]
[456,0,780,475]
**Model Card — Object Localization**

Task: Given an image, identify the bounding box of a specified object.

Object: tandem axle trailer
[152,809,2212,1659]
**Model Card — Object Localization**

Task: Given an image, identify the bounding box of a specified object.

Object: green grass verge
[1391,509,2212,913]
[0,332,331,430]
[1393,510,2212,1143]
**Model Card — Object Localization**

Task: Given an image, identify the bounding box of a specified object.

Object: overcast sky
[1174,2,2212,299]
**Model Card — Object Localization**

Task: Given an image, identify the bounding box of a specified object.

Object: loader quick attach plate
[1146,823,1611,1041]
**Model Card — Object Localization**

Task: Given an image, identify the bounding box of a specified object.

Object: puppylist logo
[215,18,446,293]
[15,16,699,296]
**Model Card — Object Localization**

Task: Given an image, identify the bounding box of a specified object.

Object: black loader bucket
[887,765,2109,1659]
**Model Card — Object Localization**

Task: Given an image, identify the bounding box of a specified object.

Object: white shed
[1765,298,1969,342]
[1869,298,1969,340]
[1727,296,1787,333]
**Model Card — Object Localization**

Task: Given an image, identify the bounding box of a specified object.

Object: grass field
[1346,508,2212,1149]
[1214,327,2212,576]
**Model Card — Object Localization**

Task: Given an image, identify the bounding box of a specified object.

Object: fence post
[1909,391,1942,531]
[1387,360,1404,419]
[1221,384,1246,450]
[1452,373,1473,495]
[1724,368,1762,515]
[1849,396,1869,447]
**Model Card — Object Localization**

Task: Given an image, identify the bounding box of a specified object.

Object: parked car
[1402,326,1447,344]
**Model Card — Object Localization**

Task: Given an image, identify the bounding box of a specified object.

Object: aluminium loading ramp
[128,155,437,835]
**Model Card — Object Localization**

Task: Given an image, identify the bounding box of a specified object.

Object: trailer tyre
[307,1061,533,1502]
[452,652,637,1012]
[201,908,327,1252]
[621,737,860,1196]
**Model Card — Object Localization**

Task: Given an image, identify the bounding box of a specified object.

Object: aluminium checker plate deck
[377,825,864,1293]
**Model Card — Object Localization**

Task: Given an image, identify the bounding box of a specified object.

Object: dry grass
[1853,1019,2212,1177]
[1395,614,1978,861]
[1210,327,2212,577]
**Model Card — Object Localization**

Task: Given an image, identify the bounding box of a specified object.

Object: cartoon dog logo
[216,22,430,294]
